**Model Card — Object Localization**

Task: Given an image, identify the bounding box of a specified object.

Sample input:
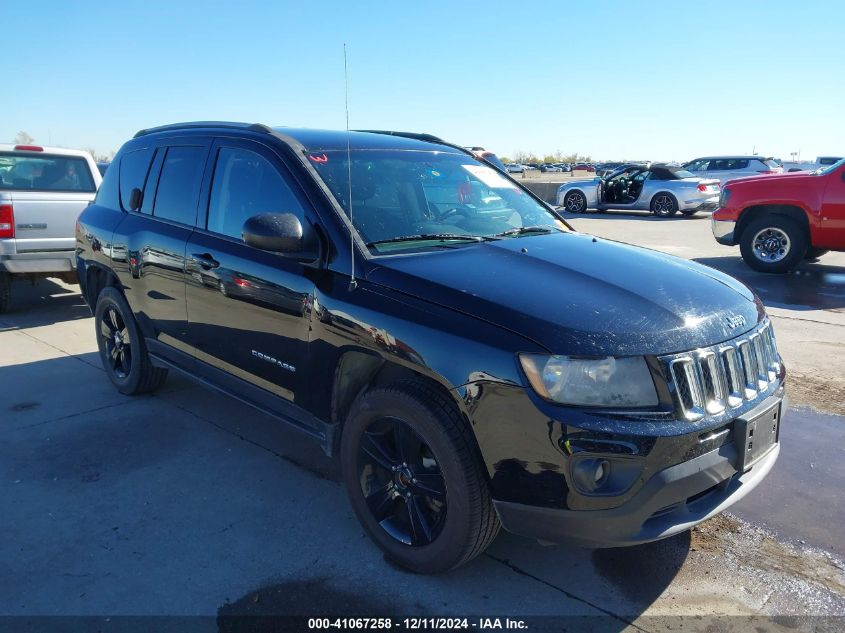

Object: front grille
[665,320,781,421]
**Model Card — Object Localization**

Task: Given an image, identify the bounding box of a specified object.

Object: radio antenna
[344,43,357,291]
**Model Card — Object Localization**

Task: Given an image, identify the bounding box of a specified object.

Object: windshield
[309,149,567,254]
[815,157,845,175]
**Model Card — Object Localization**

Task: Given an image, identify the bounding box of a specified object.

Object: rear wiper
[491,226,556,238]
[366,234,486,247]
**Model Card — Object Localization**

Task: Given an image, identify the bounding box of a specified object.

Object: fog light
[572,458,610,493]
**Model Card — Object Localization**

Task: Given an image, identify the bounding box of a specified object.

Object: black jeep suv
[76,122,784,573]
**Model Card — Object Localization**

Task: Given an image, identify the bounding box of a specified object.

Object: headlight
[519,354,658,407]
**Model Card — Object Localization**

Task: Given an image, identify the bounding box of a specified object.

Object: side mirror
[128,187,143,211]
[242,213,318,261]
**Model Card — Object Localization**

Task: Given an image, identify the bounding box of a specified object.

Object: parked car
[712,158,845,272]
[77,122,783,573]
[539,163,562,172]
[96,162,110,176]
[505,163,524,174]
[816,156,843,167]
[0,144,102,312]
[553,163,571,172]
[467,147,508,173]
[684,156,783,185]
[557,163,720,216]
[571,163,596,173]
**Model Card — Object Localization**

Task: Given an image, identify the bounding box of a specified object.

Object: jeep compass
[76,122,784,573]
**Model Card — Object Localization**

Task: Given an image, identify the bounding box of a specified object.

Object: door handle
[192,253,220,269]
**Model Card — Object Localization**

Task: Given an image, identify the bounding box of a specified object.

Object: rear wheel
[651,193,678,217]
[341,380,500,573]
[739,215,807,273]
[94,287,168,394]
[564,191,588,213]
[0,272,10,314]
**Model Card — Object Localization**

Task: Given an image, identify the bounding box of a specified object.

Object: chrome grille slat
[664,320,781,421]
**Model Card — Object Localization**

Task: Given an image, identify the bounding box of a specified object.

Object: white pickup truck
[0,144,101,312]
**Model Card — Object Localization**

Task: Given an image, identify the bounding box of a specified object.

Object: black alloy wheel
[357,416,447,546]
[99,303,132,379]
[94,287,168,394]
[341,381,500,573]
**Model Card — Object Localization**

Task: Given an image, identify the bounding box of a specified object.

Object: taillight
[697,183,708,192]
[14,145,44,152]
[0,204,14,238]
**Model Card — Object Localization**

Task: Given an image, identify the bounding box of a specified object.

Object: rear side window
[152,146,207,225]
[119,148,155,211]
[207,147,305,240]
[0,153,96,192]
[711,159,749,170]
[685,159,709,172]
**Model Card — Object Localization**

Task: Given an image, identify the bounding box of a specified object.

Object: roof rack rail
[355,130,449,145]
[133,121,272,139]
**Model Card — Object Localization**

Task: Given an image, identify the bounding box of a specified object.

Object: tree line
[500,150,594,165]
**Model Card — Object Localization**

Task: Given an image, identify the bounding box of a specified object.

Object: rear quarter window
[0,153,96,192]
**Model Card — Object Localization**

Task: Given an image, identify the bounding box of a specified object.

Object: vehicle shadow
[694,256,845,312]
[0,277,89,330]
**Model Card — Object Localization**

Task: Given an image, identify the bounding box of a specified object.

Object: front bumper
[494,395,782,548]
[712,217,737,245]
[0,251,77,273]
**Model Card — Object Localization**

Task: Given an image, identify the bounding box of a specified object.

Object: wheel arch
[83,263,122,310]
[650,190,678,207]
[329,347,485,466]
[735,204,810,244]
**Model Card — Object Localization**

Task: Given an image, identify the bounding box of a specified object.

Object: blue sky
[3,0,843,161]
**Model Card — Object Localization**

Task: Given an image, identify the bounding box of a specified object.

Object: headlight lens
[519,354,658,407]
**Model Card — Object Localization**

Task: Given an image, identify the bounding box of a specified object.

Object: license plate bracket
[733,401,781,473]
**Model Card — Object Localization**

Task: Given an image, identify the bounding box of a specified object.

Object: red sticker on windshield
[309,154,328,163]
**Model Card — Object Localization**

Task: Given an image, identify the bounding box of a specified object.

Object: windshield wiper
[366,234,487,247]
[491,226,557,238]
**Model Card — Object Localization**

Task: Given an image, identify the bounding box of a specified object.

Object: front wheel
[94,287,168,394]
[739,216,807,273]
[651,193,678,217]
[564,190,588,213]
[341,381,500,573]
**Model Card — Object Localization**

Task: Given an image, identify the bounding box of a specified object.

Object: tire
[0,272,10,314]
[341,380,500,573]
[564,190,588,213]
[739,215,808,273]
[680,209,698,217]
[94,286,168,395]
[650,193,678,217]
[804,247,829,261]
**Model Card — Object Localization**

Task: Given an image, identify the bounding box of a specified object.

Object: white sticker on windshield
[461,164,517,189]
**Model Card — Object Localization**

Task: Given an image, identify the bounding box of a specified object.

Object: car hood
[726,172,812,187]
[365,232,764,356]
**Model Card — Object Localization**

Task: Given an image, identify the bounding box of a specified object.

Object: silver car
[684,155,783,185]
[0,144,101,312]
[556,164,720,217]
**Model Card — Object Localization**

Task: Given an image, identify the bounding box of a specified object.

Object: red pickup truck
[711,158,845,272]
